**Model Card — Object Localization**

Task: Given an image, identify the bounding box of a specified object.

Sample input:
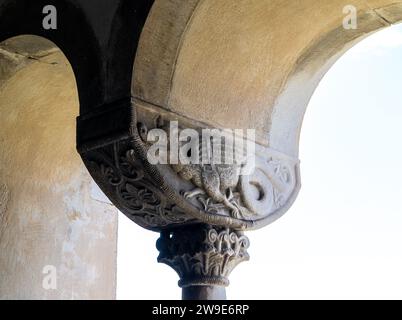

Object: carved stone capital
[79,99,301,231]
[156,224,250,288]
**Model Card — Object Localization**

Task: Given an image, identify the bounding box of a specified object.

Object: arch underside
[134,0,402,155]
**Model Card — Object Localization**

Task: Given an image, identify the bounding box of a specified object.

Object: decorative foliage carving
[156,224,250,287]
[84,141,194,231]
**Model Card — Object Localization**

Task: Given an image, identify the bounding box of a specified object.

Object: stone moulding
[80,99,301,232]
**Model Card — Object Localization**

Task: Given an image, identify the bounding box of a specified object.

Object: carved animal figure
[172,162,244,218]
[137,120,246,218]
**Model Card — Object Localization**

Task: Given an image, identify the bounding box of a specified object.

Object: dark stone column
[156,224,250,300]
[182,286,227,300]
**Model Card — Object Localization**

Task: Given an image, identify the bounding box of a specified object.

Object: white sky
[117,23,402,300]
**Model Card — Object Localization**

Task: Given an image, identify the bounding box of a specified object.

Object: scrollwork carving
[83,141,194,231]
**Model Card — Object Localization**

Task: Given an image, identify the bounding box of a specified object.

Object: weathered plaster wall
[134,0,402,152]
[0,36,118,299]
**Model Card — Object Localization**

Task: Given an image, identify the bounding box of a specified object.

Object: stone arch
[269,2,402,157]
[131,0,402,229]
[0,0,104,114]
[0,34,117,299]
